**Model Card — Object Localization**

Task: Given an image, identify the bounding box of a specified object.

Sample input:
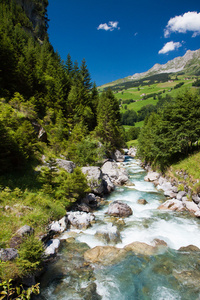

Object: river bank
[37,155,200,300]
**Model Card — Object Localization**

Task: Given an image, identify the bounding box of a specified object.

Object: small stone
[137,199,148,205]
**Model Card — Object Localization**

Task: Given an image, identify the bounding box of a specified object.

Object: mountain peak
[128,48,200,81]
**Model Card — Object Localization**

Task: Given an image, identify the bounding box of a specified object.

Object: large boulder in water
[82,166,104,195]
[113,150,125,162]
[106,201,133,217]
[84,246,126,265]
[101,161,129,186]
[67,211,95,229]
[124,241,157,256]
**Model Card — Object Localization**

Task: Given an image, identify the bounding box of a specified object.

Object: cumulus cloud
[158,41,182,54]
[97,21,120,31]
[164,11,200,37]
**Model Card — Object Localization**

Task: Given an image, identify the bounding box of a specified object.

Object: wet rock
[113,150,125,162]
[67,211,95,229]
[49,216,68,233]
[106,201,133,217]
[144,171,160,182]
[81,193,100,210]
[178,245,200,252]
[0,248,18,261]
[95,224,121,244]
[84,246,126,265]
[76,203,91,213]
[127,147,137,157]
[101,161,129,186]
[80,282,101,300]
[124,241,157,256]
[82,166,104,195]
[102,174,115,194]
[56,159,76,173]
[158,199,186,212]
[151,239,168,251]
[137,198,148,205]
[44,239,60,256]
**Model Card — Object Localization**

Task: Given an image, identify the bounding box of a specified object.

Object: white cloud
[164,11,200,37]
[97,21,120,31]
[158,41,182,54]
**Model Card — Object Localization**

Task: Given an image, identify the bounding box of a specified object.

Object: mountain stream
[38,156,200,300]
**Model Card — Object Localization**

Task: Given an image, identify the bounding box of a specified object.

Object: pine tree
[95,89,124,150]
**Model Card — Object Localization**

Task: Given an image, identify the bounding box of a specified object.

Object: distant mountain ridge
[100,49,200,88]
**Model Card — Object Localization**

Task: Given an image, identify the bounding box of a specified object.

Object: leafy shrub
[17,235,44,276]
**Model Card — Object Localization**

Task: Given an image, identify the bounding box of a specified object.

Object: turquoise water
[39,157,200,299]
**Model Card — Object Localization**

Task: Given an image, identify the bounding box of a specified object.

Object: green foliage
[121,109,137,125]
[126,127,140,141]
[17,235,44,276]
[95,89,125,150]
[138,90,200,171]
[54,168,90,206]
[0,279,40,300]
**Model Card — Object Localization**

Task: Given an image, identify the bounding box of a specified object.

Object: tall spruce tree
[95,89,124,150]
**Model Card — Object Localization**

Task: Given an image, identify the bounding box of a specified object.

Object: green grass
[115,76,196,114]
[127,139,138,148]
[167,151,200,195]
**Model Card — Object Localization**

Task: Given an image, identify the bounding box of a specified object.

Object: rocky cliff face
[16,0,48,40]
[128,49,200,80]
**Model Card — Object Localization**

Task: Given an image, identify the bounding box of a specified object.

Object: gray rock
[137,198,148,205]
[158,199,186,212]
[127,147,137,157]
[101,161,129,186]
[192,195,200,204]
[76,203,91,213]
[144,171,160,182]
[56,159,76,173]
[182,200,200,214]
[176,191,187,200]
[16,225,34,237]
[82,166,104,195]
[113,150,125,162]
[107,201,133,217]
[49,216,68,233]
[102,174,115,194]
[44,239,60,256]
[81,193,99,209]
[0,248,18,261]
[67,211,95,229]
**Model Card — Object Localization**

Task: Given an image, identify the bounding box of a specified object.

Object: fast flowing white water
[39,157,200,300]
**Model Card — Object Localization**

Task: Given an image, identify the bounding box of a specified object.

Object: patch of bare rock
[144,168,200,217]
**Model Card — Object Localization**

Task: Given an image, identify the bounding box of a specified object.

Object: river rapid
[38,156,200,300]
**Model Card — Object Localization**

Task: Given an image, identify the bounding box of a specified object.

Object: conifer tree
[95,89,124,150]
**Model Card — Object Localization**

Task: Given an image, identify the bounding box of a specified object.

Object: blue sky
[47,0,200,86]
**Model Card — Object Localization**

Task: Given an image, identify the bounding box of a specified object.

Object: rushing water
[38,157,200,300]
